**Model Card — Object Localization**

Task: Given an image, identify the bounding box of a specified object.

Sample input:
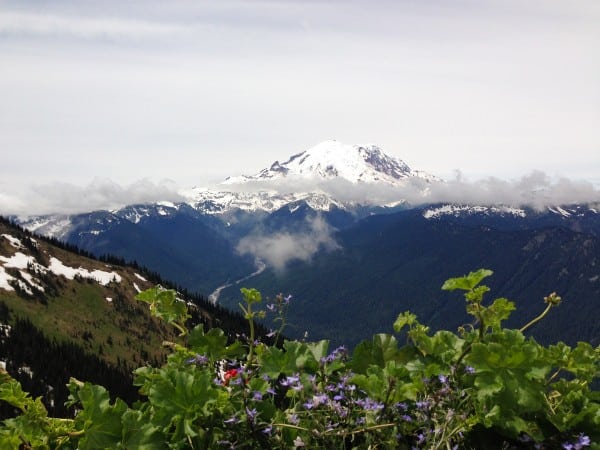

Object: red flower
[223,368,238,385]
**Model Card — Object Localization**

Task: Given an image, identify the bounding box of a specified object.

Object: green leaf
[352,366,387,400]
[240,287,262,305]
[120,410,166,450]
[283,340,320,372]
[425,330,464,363]
[350,334,399,372]
[70,380,127,450]
[146,368,219,441]
[482,297,516,331]
[256,345,290,379]
[188,325,243,360]
[306,340,329,363]
[442,269,493,291]
[372,334,399,364]
[351,340,375,374]
[393,311,417,333]
[135,286,190,333]
[465,285,490,303]
[0,378,42,414]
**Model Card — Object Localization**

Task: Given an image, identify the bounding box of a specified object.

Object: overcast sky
[1,0,599,214]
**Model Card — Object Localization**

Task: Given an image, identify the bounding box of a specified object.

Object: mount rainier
[187,140,436,215]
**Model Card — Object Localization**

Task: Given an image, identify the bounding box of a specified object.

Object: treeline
[0,302,137,419]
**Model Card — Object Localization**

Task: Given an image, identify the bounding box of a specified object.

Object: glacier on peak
[222,140,424,186]
[182,140,435,214]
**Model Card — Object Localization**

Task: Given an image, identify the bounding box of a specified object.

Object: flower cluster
[562,433,591,450]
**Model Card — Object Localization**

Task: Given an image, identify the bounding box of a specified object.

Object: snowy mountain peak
[224,140,424,185]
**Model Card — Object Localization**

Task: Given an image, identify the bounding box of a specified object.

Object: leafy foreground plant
[1,270,598,449]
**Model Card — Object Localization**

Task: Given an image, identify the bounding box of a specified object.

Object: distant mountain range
[10,140,600,348]
[216,206,600,348]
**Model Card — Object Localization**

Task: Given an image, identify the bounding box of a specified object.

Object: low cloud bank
[425,171,600,210]
[2,171,599,217]
[222,171,600,210]
[236,215,340,272]
[0,178,185,216]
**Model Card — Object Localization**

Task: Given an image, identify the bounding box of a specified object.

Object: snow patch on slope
[2,234,25,249]
[48,257,121,286]
[0,233,122,293]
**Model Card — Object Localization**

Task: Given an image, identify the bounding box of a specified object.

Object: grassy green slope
[0,218,177,370]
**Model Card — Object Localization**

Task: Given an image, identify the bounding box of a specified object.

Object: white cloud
[219,170,600,211]
[236,215,340,272]
[2,169,599,217]
[0,178,185,215]
[0,11,186,40]
[422,172,600,210]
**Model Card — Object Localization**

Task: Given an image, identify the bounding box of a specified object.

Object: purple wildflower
[576,434,591,448]
[355,398,384,411]
[564,434,591,450]
[185,354,209,365]
[245,407,258,423]
[224,415,239,425]
[321,345,347,363]
[416,400,430,410]
[280,374,300,387]
[336,405,349,418]
[314,393,328,406]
